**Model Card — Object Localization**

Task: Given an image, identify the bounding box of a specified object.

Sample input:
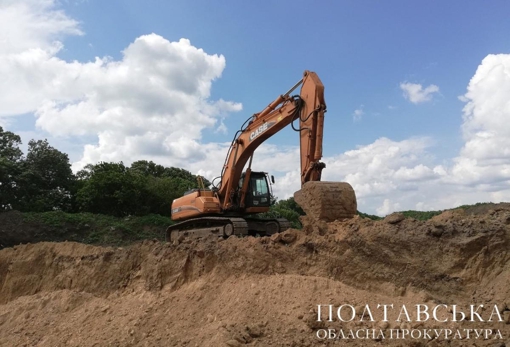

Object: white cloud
[0,0,83,115]
[0,1,242,172]
[394,164,438,182]
[376,199,401,216]
[215,119,228,135]
[0,116,13,128]
[0,0,82,56]
[352,105,364,121]
[450,54,510,188]
[319,137,445,213]
[400,82,439,104]
[270,170,301,201]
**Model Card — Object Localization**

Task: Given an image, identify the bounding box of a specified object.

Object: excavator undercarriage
[166,216,291,242]
[166,180,357,243]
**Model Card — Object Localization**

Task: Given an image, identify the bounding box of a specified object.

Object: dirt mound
[0,206,509,346]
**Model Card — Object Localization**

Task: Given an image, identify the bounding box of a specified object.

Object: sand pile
[0,205,509,346]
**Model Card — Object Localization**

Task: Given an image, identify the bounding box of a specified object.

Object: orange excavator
[166,71,357,242]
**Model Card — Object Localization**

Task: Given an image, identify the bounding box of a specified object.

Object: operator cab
[239,171,274,208]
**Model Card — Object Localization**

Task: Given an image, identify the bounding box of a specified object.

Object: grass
[358,202,499,221]
[399,210,443,221]
[357,211,382,220]
[21,211,173,246]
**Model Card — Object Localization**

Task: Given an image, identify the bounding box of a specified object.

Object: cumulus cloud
[37,34,242,171]
[400,82,439,104]
[319,137,447,213]
[0,1,242,172]
[215,119,228,135]
[322,137,440,195]
[0,0,83,115]
[450,54,510,189]
[0,0,82,55]
[376,199,401,216]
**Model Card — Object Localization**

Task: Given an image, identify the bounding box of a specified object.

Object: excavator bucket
[294,181,357,223]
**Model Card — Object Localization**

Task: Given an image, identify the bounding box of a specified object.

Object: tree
[76,162,150,216]
[75,160,213,217]
[0,126,23,161]
[144,176,198,215]
[15,139,75,212]
[129,161,206,215]
[1,127,213,216]
[130,160,167,178]
[0,127,23,210]
[162,166,211,187]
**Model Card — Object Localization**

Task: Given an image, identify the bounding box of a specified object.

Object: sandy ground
[0,205,509,346]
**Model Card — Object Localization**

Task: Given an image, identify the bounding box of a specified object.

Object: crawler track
[166,217,291,242]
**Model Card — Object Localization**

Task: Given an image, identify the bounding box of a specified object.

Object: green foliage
[21,138,74,212]
[130,160,167,177]
[0,157,23,210]
[0,126,22,161]
[22,210,92,228]
[158,165,211,187]
[74,160,206,217]
[144,176,191,215]
[357,211,382,220]
[0,129,215,218]
[76,162,151,217]
[0,127,23,210]
[22,211,172,245]
[134,213,175,226]
[135,161,212,214]
[259,197,304,229]
[357,209,441,221]
[399,210,442,220]
[25,139,73,189]
[455,202,492,210]
[0,132,75,212]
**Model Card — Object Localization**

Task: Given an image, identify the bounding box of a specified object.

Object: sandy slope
[0,206,509,346]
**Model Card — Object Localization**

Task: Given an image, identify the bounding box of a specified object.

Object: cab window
[252,176,268,196]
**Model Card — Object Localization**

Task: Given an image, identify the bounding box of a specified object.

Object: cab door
[245,172,271,208]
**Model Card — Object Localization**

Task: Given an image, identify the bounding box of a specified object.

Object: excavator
[166,70,357,242]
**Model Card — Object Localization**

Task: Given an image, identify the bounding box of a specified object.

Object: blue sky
[58,1,504,150]
[1,0,510,214]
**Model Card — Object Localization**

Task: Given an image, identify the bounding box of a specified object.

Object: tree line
[0,126,210,217]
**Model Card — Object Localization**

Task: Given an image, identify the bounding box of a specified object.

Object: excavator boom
[217,71,329,211]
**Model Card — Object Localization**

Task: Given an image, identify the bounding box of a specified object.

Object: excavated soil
[0,205,509,346]
[294,182,358,222]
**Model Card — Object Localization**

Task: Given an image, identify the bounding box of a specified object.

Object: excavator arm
[218,71,327,211]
